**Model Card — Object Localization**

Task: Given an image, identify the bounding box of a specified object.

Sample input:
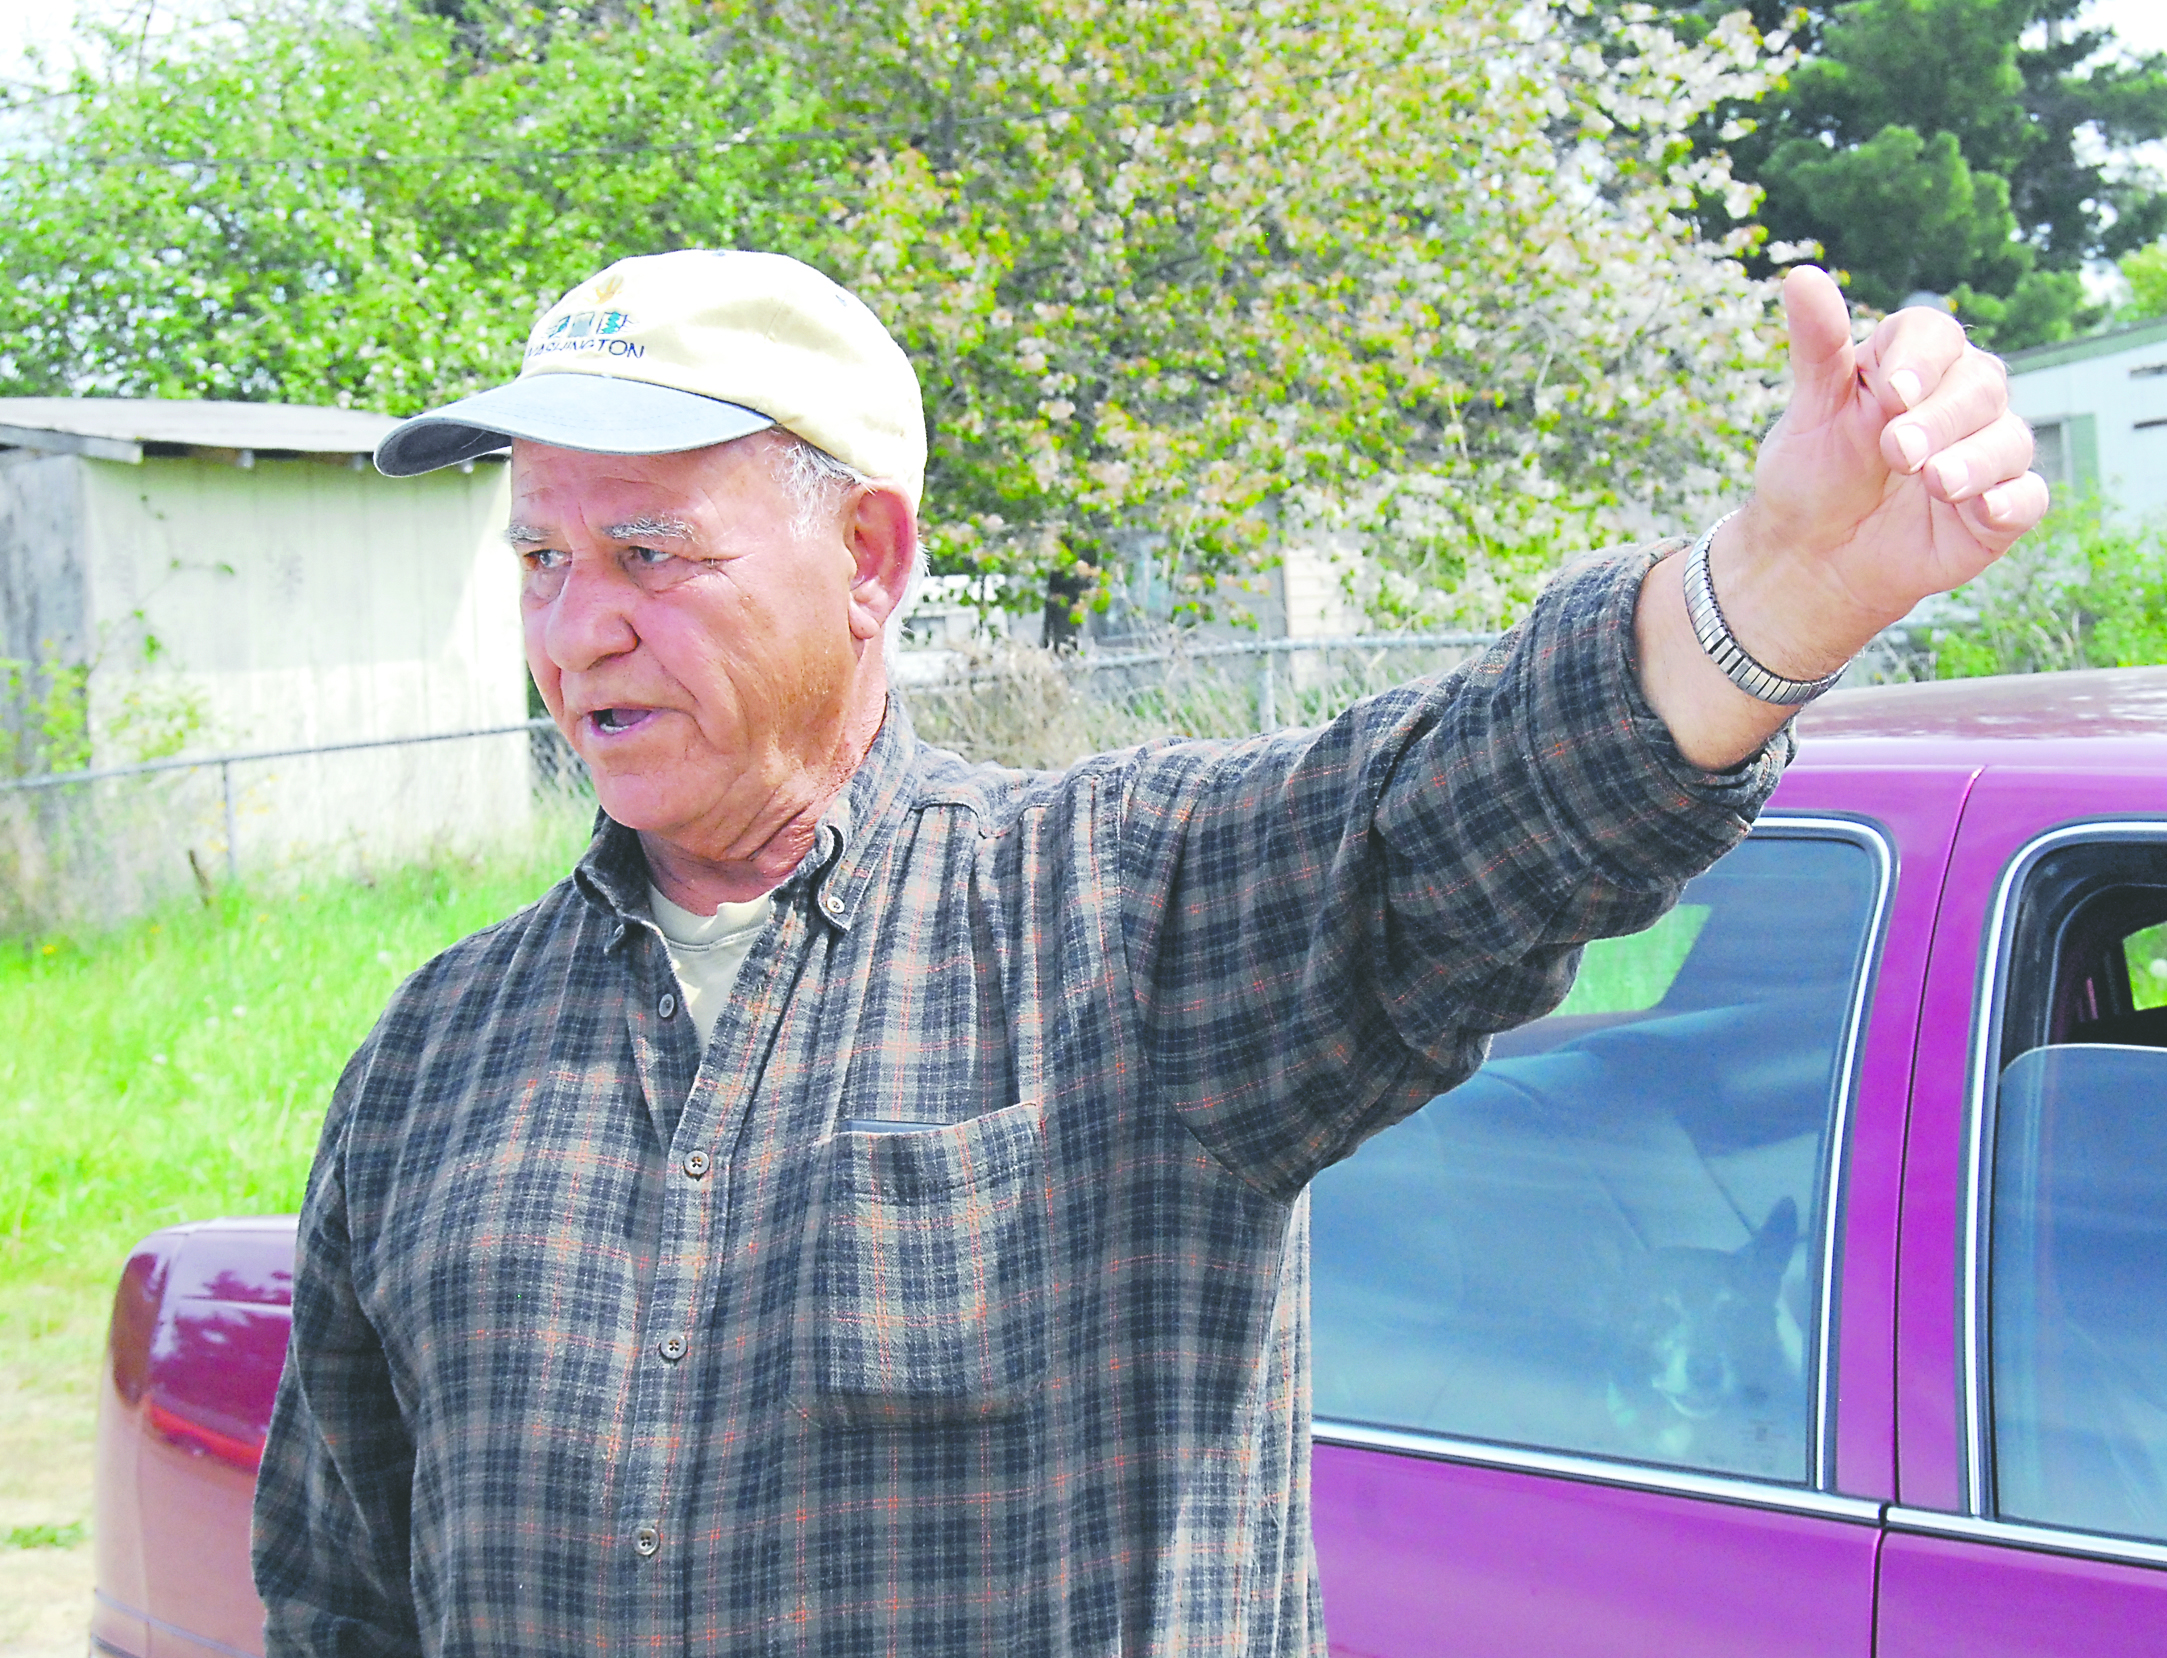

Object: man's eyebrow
[603,514,697,543]
[502,516,698,548]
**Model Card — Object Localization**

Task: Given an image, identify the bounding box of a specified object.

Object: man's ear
[844,485,918,644]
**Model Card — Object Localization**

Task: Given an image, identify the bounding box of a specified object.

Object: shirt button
[682,1150,710,1179]
[658,992,677,1020]
[658,1333,687,1363]
[821,891,843,916]
[633,1525,659,1556]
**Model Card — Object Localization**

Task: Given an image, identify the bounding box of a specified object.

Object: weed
[1931,502,2167,677]
[5,1520,88,1549]
[903,636,1486,771]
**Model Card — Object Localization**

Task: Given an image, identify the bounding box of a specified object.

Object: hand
[1726,265,2048,667]
[1636,265,2048,769]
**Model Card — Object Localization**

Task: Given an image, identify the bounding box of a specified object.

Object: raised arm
[1115,547,1782,1202]
[1116,270,2039,1204]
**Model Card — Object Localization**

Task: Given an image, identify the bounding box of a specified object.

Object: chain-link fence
[900,632,1504,770]
[899,618,1944,769]
[0,720,595,937]
[3,636,1509,935]
[4,624,1925,937]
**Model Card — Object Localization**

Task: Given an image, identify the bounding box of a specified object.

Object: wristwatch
[1682,515,1848,708]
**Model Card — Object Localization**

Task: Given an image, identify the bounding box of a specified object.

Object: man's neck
[640,832,802,914]
[637,683,886,915]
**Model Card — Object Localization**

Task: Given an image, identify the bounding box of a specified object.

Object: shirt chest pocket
[795,1100,1049,1428]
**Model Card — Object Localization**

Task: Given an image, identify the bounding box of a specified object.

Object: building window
[2032,421,2070,490]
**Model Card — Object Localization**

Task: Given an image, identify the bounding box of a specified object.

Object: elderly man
[253,249,2042,1655]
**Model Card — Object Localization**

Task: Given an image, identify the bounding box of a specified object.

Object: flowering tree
[2,0,1791,629]
[796,0,1792,628]
[0,3,828,411]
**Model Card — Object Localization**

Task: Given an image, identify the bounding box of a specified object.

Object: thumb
[1781,266,1857,427]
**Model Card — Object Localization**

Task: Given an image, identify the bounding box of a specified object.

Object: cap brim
[374,374,776,477]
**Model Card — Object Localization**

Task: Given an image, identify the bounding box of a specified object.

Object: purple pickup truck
[93,667,2167,1657]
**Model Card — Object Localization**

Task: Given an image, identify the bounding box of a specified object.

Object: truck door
[1309,774,1948,1657]
[1880,770,2167,1655]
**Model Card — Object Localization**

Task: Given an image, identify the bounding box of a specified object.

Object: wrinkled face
[509,433,865,863]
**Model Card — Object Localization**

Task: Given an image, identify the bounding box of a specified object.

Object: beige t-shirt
[646,884,772,1046]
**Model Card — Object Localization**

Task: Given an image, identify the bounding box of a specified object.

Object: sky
[1,0,76,83]
[0,0,206,85]
[2085,0,2167,59]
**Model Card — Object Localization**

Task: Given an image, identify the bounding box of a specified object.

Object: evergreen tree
[1621,0,2167,347]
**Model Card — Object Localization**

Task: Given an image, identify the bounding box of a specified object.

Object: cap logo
[592,271,626,303]
[527,308,642,360]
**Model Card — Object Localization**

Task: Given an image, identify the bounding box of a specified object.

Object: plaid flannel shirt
[253,546,1785,1657]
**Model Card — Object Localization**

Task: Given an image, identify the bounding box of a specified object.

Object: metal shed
[2004,317,2167,520]
[0,398,527,919]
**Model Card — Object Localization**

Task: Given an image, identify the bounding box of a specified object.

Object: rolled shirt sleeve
[1114,543,1787,1200]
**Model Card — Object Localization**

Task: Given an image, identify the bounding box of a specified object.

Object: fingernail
[1932,454,1969,497]
[1894,424,1929,472]
[1890,369,1923,409]
[1983,485,2012,521]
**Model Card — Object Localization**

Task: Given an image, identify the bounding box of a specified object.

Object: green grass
[0,820,590,1379]
[1555,904,1711,1016]
[2126,922,2167,1011]
[6,1520,87,1549]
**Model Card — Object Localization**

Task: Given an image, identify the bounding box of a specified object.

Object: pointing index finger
[1779,266,1861,428]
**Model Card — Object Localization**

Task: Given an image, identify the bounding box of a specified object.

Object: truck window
[1988,839,2167,1542]
[1309,828,1883,1484]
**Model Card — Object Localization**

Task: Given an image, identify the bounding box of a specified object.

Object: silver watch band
[1681,516,1847,708]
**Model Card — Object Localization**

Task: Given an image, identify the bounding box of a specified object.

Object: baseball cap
[374,250,928,508]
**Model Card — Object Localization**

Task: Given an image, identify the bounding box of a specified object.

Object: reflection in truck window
[1551,905,1710,1018]
[1310,833,1881,1483]
[1993,1043,2167,1543]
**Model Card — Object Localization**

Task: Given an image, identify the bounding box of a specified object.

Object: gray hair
[766,432,925,656]
[771,434,869,539]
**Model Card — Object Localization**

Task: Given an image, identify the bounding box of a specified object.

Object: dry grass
[902,637,1487,770]
[0,1333,100,1657]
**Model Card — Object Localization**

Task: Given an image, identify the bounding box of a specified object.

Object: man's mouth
[588,706,659,737]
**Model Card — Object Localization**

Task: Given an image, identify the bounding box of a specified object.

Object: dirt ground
[1,1311,101,1658]
[0,1385,95,1657]
[0,1548,92,1658]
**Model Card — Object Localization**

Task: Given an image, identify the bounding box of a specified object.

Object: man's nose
[542,556,640,673]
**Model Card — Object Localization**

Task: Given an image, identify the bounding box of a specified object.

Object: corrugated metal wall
[4,448,529,890]
[0,450,90,732]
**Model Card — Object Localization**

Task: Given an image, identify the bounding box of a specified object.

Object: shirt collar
[806,695,920,932]
[573,696,921,945]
